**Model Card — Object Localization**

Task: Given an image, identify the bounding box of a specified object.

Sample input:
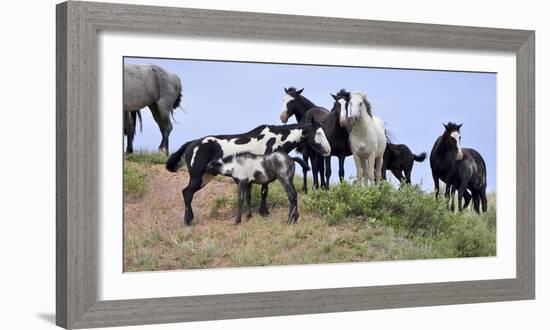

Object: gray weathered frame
[56,1,535,328]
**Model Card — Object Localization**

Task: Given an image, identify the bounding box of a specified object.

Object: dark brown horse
[430,122,473,208]
[382,143,426,184]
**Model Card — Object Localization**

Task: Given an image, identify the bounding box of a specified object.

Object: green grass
[124,160,497,271]
[126,151,169,165]
[123,163,147,197]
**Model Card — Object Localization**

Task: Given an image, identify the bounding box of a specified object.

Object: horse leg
[366,153,376,186]
[404,164,412,184]
[374,155,383,184]
[391,169,404,183]
[457,180,469,212]
[124,112,134,154]
[324,156,331,190]
[182,176,204,225]
[302,149,309,194]
[149,103,173,155]
[472,191,480,214]
[338,155,345,182]
[450,185,456,212]
[258,183,270,216]
[311,152,321,189]
[480,189,488,213]
[235,181,247,225]
[432,172,440,199]
[245,182,253,220]
[279,177,299,224]
[353,154,364,185]
[381,154,387,181]
[463,191,472,209]
[318,154,326,189]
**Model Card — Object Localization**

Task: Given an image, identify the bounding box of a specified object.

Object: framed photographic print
[56,1,535,328]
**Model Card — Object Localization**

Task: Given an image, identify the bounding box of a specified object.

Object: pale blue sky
[124,57,496,192]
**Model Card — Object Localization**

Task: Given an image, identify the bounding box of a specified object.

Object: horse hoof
[259,209,270,217]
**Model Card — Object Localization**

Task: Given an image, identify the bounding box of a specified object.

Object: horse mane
[385,129,395,144]
[362,94,373,117]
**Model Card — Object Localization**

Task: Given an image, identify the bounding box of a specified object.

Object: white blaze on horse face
[450,131,463,160]
[280,94,294,123]
[315,127,331,156]
[347,93,364,124]
[338,98,348,128]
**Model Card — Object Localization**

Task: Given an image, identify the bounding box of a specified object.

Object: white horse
[343,92,387,186]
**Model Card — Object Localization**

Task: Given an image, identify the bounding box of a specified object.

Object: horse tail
[292,157,310,171]
[413,152,427,162]
[131,110,143,134]
[170,77,183,124]
[384,129,395,144]
[166,140,192,172]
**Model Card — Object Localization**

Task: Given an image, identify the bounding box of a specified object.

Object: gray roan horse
[124,64,182,155]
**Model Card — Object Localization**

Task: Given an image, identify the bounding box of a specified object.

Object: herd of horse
[124,64,488,226]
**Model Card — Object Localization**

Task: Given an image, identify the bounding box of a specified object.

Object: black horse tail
[292,157,310,171]
[413,152,427,162]
[131,110,143,134]
[170,78,183,123]
[166,140,193,172]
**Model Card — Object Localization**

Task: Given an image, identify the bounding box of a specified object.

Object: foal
[206,152,309,224]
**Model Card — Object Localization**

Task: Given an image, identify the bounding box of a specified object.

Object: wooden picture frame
[56,1,535,328]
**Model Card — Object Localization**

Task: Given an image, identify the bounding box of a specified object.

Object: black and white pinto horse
[430,122,475,209]
[206,152,309,224]
[124,64,182,155]
[382,143,427,184]
[166,121,331,225]
[280,87,351,191]
[302,89,353,189]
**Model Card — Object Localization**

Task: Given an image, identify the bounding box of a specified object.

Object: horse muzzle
[280,111,289,123]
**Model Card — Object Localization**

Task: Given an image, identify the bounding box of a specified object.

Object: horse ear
[296,88,304,95]
[443,122,448,130]
[458,123,463,130]
[284,87,288,94]
[331,93,338,100]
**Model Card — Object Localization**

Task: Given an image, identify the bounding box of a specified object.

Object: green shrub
[124,163,147,196]
[304,181,448,236]
[437,211,496,257]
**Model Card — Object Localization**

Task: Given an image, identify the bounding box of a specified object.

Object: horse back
[302,107,329,124]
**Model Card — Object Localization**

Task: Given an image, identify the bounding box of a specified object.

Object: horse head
[305,118,331,157]
[280,87,304,123]
[347,92,372,125]
[443,122,464,160]
[331,89,351,128]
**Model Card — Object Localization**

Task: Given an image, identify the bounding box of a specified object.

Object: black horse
[166,120,331,225]
[302,89,352,189]
[448,148,488,213]
[430,122,472,208]
[382,143,426,184]
[280,87,330,191]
